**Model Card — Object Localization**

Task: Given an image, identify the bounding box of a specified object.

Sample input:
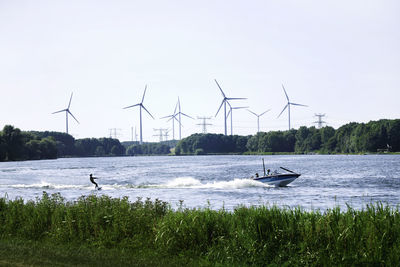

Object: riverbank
[1,193,399,266]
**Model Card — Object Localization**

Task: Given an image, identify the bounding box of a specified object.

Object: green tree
[388,119,400,151]
[26,139,41,160]
[233,135,249,153]
[267,131,288,152]
[30,131,75,156]
[319,126,335,153]
[95,146,105,156]
[39,137,57,159]
[364,122,388,152]
[110,145,125,156]
[1,125,25,160]
[0,135,6,161]
[334,123,358,153]
[283,130,296,152]
[295,126,310,153]
[246,133,261,152]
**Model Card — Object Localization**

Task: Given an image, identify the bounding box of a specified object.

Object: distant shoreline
[2,152,399,163]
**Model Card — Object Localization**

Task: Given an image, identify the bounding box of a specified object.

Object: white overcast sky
[0,0,399,142]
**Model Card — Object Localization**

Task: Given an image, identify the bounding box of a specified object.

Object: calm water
[0,155,399,211]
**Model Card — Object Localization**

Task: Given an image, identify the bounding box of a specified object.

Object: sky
[1,0,399,142]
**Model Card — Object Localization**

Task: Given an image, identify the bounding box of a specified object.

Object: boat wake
[8,181,90,190]
[146,177,269,189]
[1,177,270,191]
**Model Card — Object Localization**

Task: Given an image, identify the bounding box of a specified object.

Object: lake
[0,155,399,211]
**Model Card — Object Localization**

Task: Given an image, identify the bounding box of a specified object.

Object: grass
[1,192,400,266]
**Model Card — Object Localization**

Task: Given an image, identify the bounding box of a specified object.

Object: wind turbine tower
[123,85,154,144]
[197,116,213,134]
[313,113,327,129]
[175,97,193,140]
[227,102,248,135]
[52,92,79,134]
[277,84,308,130]
[214,79,246,135]
[247,109,271,133]
[161,101,179,140]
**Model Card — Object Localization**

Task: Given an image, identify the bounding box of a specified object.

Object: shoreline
[1,152,399,163]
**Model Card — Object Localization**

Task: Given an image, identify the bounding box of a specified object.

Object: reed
[0,193,399,266]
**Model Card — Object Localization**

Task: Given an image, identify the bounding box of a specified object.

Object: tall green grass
[1,192,399,266]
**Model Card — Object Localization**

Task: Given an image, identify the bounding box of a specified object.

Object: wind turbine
[247,109,271,133]
[227,102,248,135]
[175,97,193,140]
[52,92,79,134]
[123,85,154,144]
[214,79,246,135]
[161,100,180,140]
[277,84,307,130]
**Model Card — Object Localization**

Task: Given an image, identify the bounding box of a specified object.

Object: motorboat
[252,160,301,187]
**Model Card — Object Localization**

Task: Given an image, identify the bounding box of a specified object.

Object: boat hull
[253,173,300,187]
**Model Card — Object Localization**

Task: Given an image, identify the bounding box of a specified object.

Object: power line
[164,129,170,141]
[153,128,168,142]
[108,128,121,139]
[197,116,213,134]
[313,113,327,129]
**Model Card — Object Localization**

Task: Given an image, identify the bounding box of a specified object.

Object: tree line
[0,125,171,161]
[175,119,400,154]
[1,119,399,161]
[0,126,58,161]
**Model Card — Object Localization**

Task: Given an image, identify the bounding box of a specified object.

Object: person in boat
[267,169,271,175]
[255,173,259,178]
[89,174,99,189]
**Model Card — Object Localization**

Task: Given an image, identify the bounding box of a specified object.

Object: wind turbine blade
[215,100,225,117]
[68,93,73,109]
[161,114,174,119]
[227,97,247,100]
[227,109,231,118]
[291,103,308,107]
[168,115,180,124]
[233,106,249,109]
[247,109,258,116]
[181,112,194,119]
[277,104,288,118]
[142,105,155,119]
[173,101,178,114]
[173,116,182,126]
[68,111,80,124]
[52,109,67,114]
[282,84,289,102]
[178,97,181,112]
[123,103,140,109]
[214,79,226,98]
[141,85,147,103]
[260,109,271,116]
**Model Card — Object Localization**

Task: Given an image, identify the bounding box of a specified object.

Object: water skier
[89,174,99,189]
